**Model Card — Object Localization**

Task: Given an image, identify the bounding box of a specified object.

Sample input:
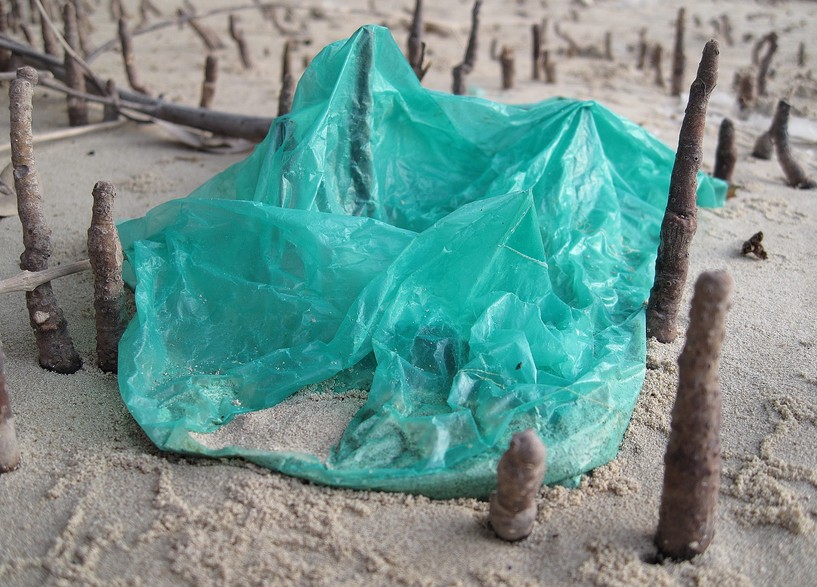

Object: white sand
[1,0,817,584]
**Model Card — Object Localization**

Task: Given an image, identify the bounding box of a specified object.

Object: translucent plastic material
[117,25,726,498]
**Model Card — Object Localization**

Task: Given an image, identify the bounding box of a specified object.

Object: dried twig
[228,14,252,70]
[713,118,737,183]
[277,39,294,116]
[9,67,82,374]
[741,231,768,260]
[88,181,127,373]
[489,429,546,542]
[543,49,556,83]
[0,342,21,474]
[771,100,816,189]
[63,2,88,126]
[655,270,731,561]
[452,0,482,95]
[0,259,91,294]
[647,40,719,343]
[670,8,685,97]
[797,42,805,67]
[118,17,150,95]
[0,119,123,155]
[199,54,218,109]
[499,45,514,90]
[636,27,647,70]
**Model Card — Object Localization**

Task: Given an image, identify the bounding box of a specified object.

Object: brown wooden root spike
[651,43,665,88]
[407,0,425,80]
[636,28,647,70]
[452,0,482,95]
[277,39,294,117]
[229,14,253,70]
[489,429,546,541]
[532,23,542,80]
[713,118,737,183]
[751,130,772,160]
[755,32,777,97]
[655,270,731,561]
[499,45,514,90]
[87,180,127,373]
[670,8,686,97]
[771,100,816,190]
[741,231,768,260]
[199,54,217,109]
[647,40,719,343]
[63,2,88,126]
[10,67,82,374]
[118,17,151,95]
[0,342,22,473]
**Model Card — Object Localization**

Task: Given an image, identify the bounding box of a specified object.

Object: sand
[1,0,816,584]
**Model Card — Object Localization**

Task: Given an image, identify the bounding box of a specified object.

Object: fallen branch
[0,119,125,155]
[0,259,91,294]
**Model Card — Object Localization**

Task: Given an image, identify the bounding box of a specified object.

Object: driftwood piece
[0,259,91,294]
[655,270,731,561]
[9,67,82,374]
[647,40,719,343]
[88,181,127,373]
[670,8,686,97]
[0,341,21,473]
[713,118,737,183]
[489,429,546,542]
[452,0,482,95]
[770,100,816,189]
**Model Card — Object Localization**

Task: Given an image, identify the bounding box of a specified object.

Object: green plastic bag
[118,25,726,498]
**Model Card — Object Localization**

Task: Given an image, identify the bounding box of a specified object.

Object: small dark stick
[87,181,128,373]
[713,118,737,183]
[741,231,768,260]
[543,49,556,83]
[71,0,92,57]
[771,100,817,190]
[9,67,82,374]
[797,42,805,67]
[63,2,88,126]
[228,14,253,70]
[277,39,294,116]
[531,23,542,80]
[670,8,686,97]
[452,0,482,96]
[636,27,647,70]
[651,43,665,88]
[655,270,731,561]
[407,0,424,79]
[604,31,612,61]
[118,18,151,95]
[489,429,546,541]
[755,32,777,97]
[0,342,22,474]
[499,45,514,90]
[199,54,218,109]
[647,40,719,343]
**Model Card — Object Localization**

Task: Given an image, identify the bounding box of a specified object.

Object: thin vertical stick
[636,27,647,69]
[713,118,737,183]
[604,31,612,61]
[771,100,817,189]
[277,39,294,116]
[102,78,119,121]
[407,0,424,79]
[88,181,127,373]
[531,23,542,80]
[179,9,225,51]
[9,67,82,374]
[199,54,218,109]
[655,270,731,560]
[647,40,719,343]
[40,9,59,56]
[499,45,514,90]
[71,0,92,57]
[651,43,665,88]
[543,49,556,83]
[756,32,777,97]
[63,2,88,126]
[670,8,686,97]
[452,0,482,95]
[228,14,252,70]
[0,341,22,473]
[118,17,150,95]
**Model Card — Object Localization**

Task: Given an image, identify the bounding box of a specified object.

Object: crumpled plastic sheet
[117,25,726,499]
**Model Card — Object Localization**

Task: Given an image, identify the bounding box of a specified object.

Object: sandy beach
[1,0,816,584]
